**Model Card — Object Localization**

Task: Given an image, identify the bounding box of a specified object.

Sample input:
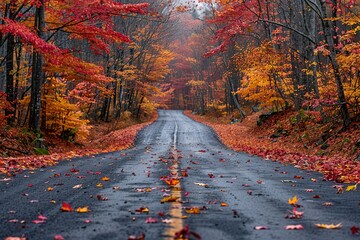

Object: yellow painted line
[163,123,184,239]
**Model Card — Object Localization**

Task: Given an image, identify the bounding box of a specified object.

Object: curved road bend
[0,110,359,239]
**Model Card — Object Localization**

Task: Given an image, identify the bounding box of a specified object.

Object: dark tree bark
[4,2,16,124]
[29,1,45,132]
[319,0,351,128]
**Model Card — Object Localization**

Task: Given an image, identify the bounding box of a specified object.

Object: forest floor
[185,110,360,183]
[0,114,157,175]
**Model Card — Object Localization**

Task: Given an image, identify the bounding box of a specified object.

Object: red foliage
[0,18,61,54]
[0,116,156,175]
[186,111,360,183]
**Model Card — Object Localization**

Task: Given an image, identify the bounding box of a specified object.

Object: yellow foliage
[235,41,293,110]
[43,77,91,141]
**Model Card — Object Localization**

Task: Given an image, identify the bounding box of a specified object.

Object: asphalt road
[0,110,359,240]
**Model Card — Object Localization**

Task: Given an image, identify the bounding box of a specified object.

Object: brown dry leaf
[185,207,200,214]
[161,195,180,203]
[315,223,342,229]
[96,183,103,188]
[135,207,149,214]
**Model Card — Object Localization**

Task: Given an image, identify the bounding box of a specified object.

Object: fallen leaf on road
[286,207,304,219]
[313,195,321,198]
[112,186,121,191]
[32,219,45,224]
[194,182,208,187]
[220,202,228,207]
[208,173,215,178]
[185,207,200,214]
[60,202,73,212]
[162,219,173,224]
[351,226,359,234]
[254,226,269,230]
[72,184,83,189]
[70,168,79,173]
[294,175,303,179]
[311,178,317,182]
[96,183,103,188]
[174,225,201,240]
[315,223,342,229]
[96,195,108,201]
[77,206,90,213]
[322,202,333,206]
[346,184,357,191]
[37,214,47,220]
[285,224,304,230]
[101,176,110,181]
[135,207,149,214]
[53,235,65,240]
[247,190,253,195]
[47,187,54,191]
[32,214,47,224]
[164,178,180,186]
[145,217,158,223]
[288,196,298,205]
[161,195,180,203]
[1,178,12,182]
[128,233,145,240]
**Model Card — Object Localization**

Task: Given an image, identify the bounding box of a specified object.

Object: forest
[0,0,359,181]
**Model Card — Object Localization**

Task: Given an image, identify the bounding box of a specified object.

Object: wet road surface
[0,110,359,239]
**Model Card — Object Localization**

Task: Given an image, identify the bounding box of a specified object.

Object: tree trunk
[5,34,15,124]
[29,1,45,132]
[4,3,16,124]
[319,0,351,128]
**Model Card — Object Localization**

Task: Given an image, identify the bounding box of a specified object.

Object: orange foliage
[0,114,157,175]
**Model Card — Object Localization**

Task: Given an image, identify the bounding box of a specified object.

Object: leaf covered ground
[0,115,156,175]
[185,110,360,183]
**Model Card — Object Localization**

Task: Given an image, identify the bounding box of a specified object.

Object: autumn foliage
[186,111,359,183]
[0,1,174,159]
